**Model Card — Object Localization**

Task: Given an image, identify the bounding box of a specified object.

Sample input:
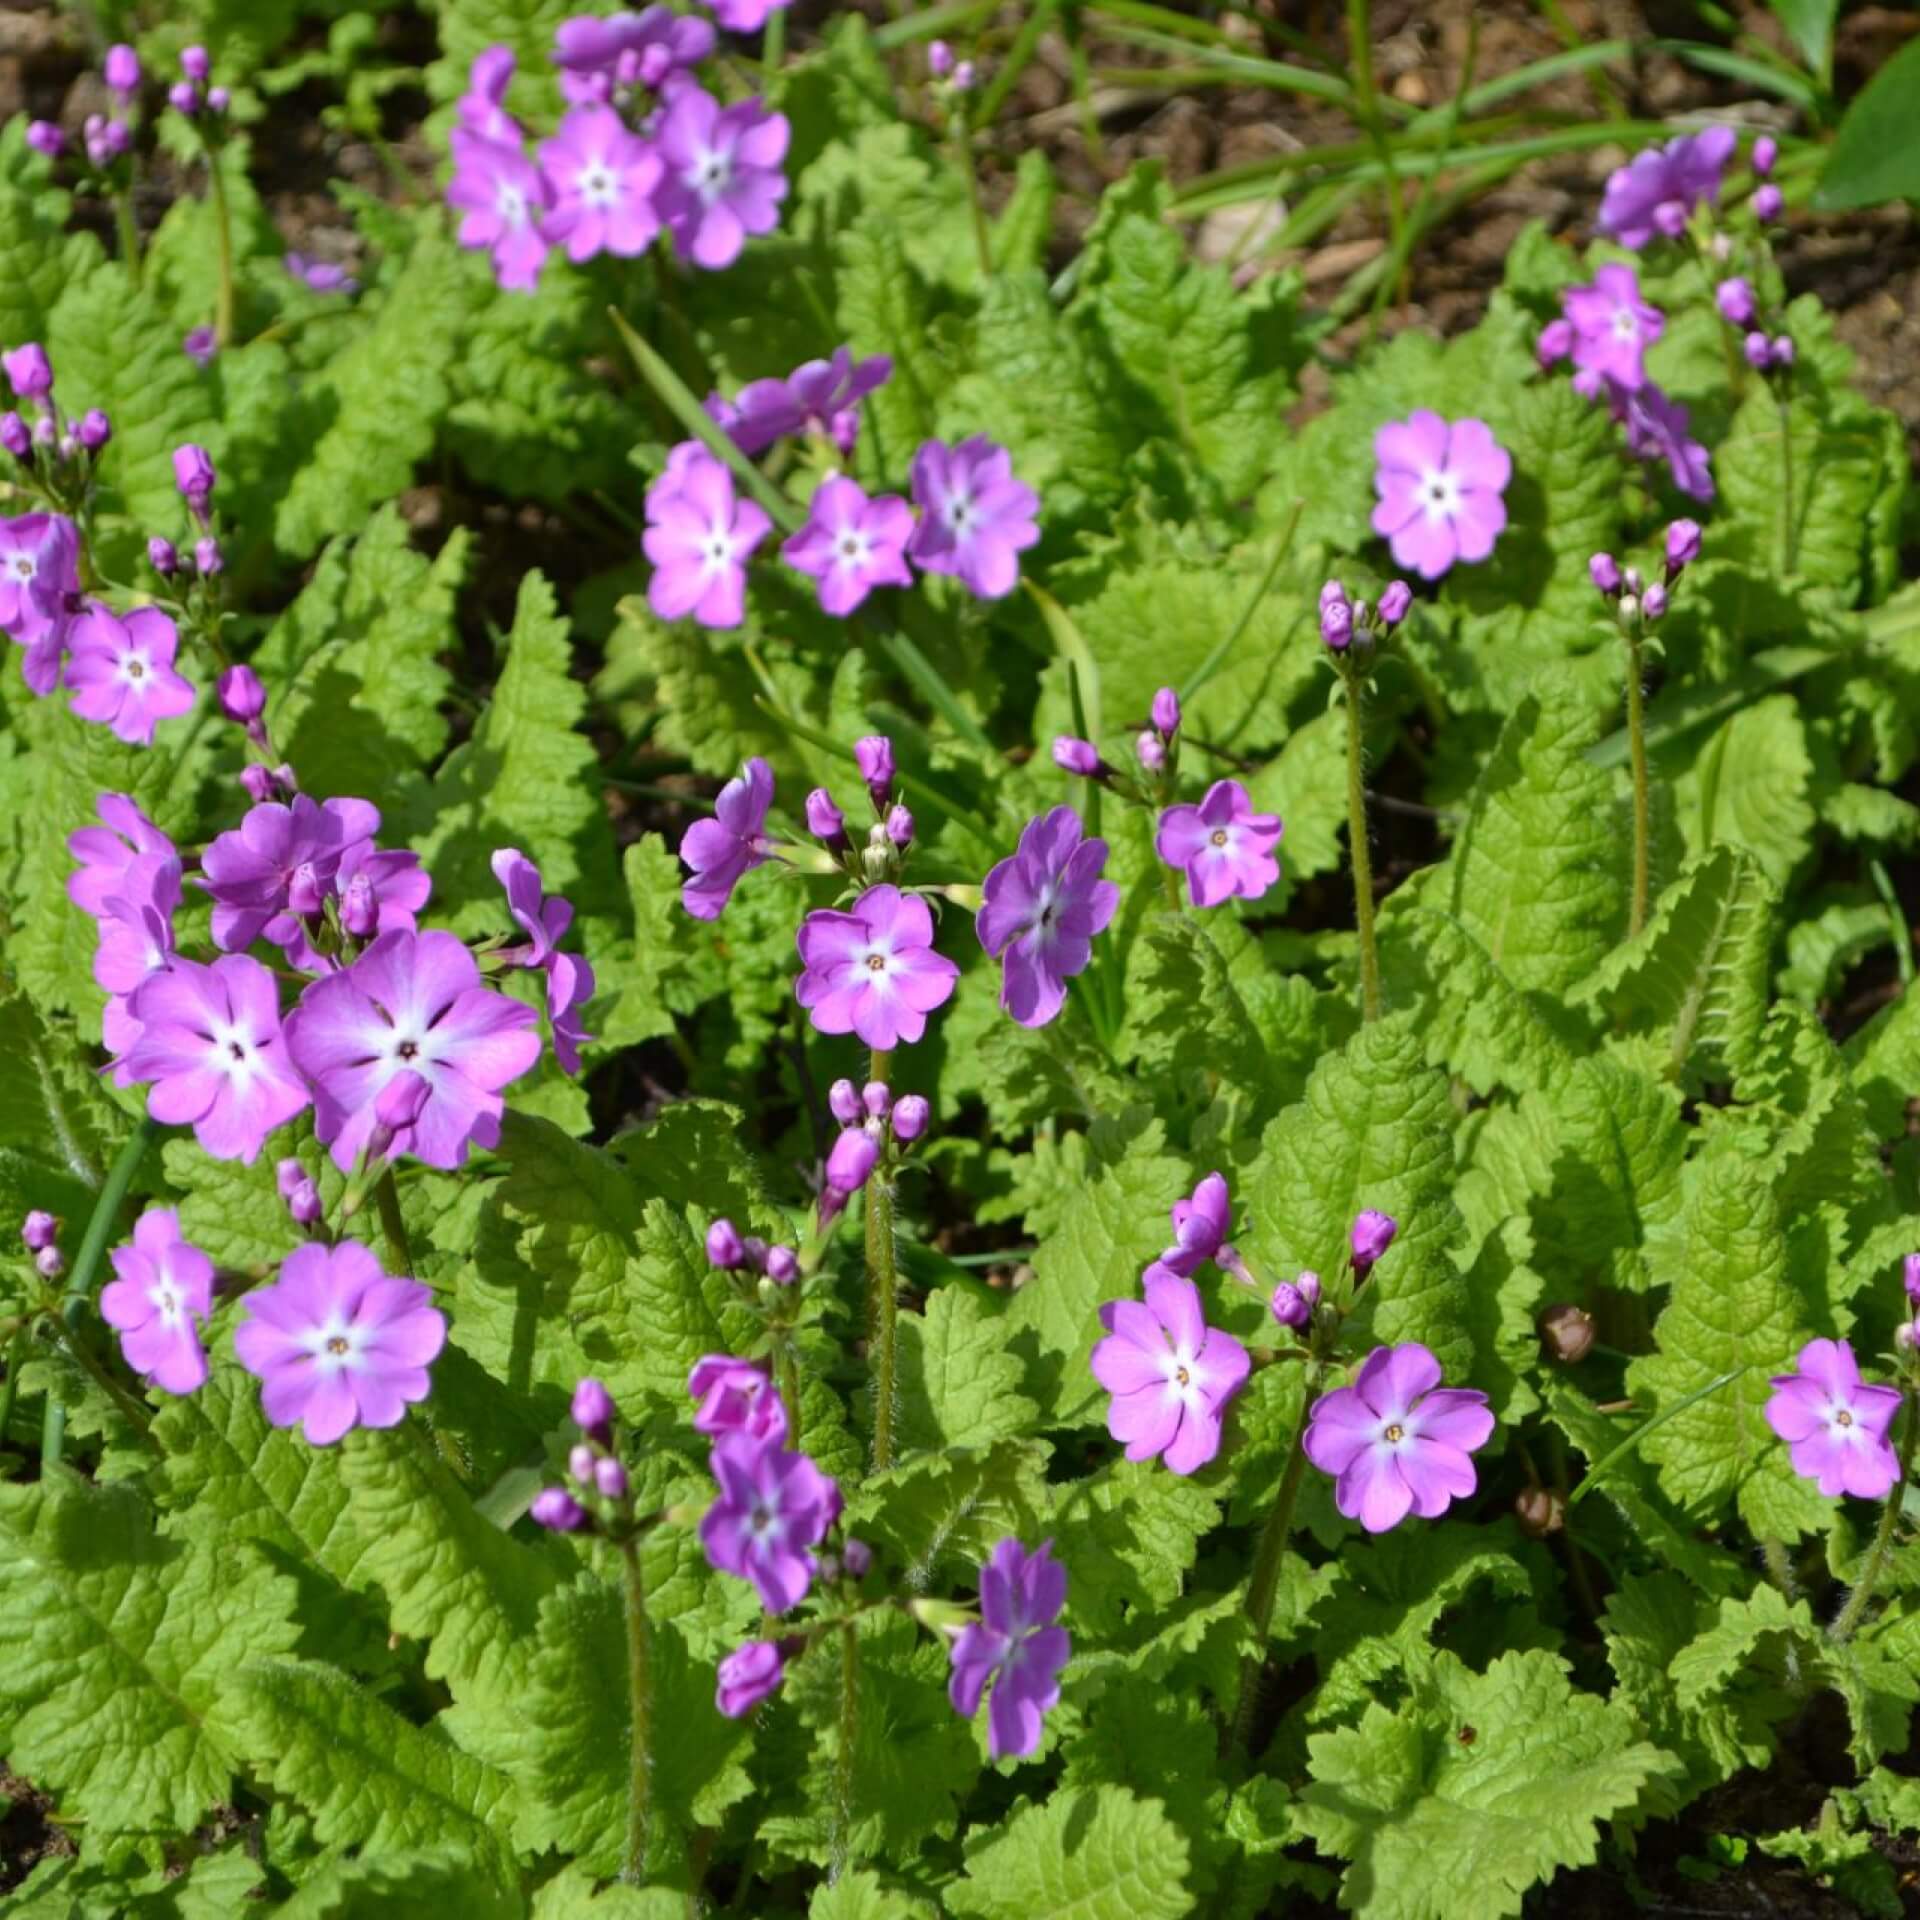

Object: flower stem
[1160,859,1184,914]
[113,191,142,287]
[950,116,992,283]
[203,140,235,350]
[867,1048,899,1470]
[41,1116,156,1470]
[618,1535,656,1884]
[1624,629,1650,939]
[373,1168,415,1278]
[1342,668,1382,1022]
[1226,1382,1316,1767]
[1830,1395,1918,1645]
[830,1619,859,1882]
[777,1340,802,1452]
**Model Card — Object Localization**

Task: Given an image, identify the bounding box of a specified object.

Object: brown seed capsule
[1515,1484,1566,1538]
[1539,1303,1595,1365]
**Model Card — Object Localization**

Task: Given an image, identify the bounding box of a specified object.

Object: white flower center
[303,1312,366,1374]
[689,147,732,202]
[150,1277,183,1327]
[12,555,33,581]
[119,649,150,686]
[1610,307,1640,342]
[1419,469,1460,519]
[578,161,619,208]
[944,492,977,536]
[497,182,528,227]
[209,1019,260,1088]
[836,529,871,568]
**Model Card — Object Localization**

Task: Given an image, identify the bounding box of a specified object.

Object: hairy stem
[952,122,993,282]
[203,141,235,348]
[867,1047,899,1470]
[830,1619,859,1882]
[618,1536,656,1884]
[113,191,142,287]
[777,1341,802,1452]
[374,1168,415,1277]
[1343,671,1382,1022]
[1160,858,1185,914]
[42,1116,157,1469]
[1831,1395,1918,1644]
[1624,629,1650,939]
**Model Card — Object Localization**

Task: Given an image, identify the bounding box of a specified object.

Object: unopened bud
[1515,1484,1565,1537]
[2,344,52,400]
[1665,519,1701,577]
[763,1244,799,1285]
[843,1537,874,1576]
[34,1244,65,1280]
[1536,317,1574,367]
[1350,1209,1397,1274]
[1269,1281,1310,1330]
[217,664,265,724]
[827,1079,861,1126]
[805,787,847,851]
[1377,580,1412,627]
[825,1125,880,1195]
[1052,736,1105,779]
[148,536,178,576]
[892,1094,930,1143]
[1136,730,1165,773]
[340,872,378,938]
[1752,183,1783,224]
[886,803,914,848]
[853,734,894,811]
[1752,134,1777,178]
[77,408,111,451]
[1904,1252,1920,1302]
[1151,686,1180,737]
[20,1211,57,1252]
[1641,582,1668,622]
[1715,277,1755,327]
[928,39,954,77]
[530,1487,589,1532]
[26,121,65,158]
[180,45,211,82]
[0,413,28,460]
[207,86,230,114]
[706,1218,746,1270]
[571,1376,616,1434]
[568,1442,596,1485]
[104,44,141,97]
[593,1456,629,1500]
[194,536,223,576]
[168,81,202,116]
[1539,1303,1595,1365]
[861,1081,892,1120]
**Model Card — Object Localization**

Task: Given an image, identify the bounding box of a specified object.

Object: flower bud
[77,408,111,451]
[716,1639,790,1717]
[375,1069,431,1133]
[1297,1268,1322,1310]
[1770,333,1795,367]
[530,1487,589,1532]
[1640,581,1669,622]
[1136,730,1166,774]
[593,1456,630,1500]
[951,59,976,90]
[1664,519,1701,576]
[853,734,894,810]
[1899,1320,1920,1353]
[827,1079,862,1126]
[1589,552,1621,596]
[1752,134,1776,177]
[886,803,914,848]
[208,86,230,114]
[763,1244,799,1285]
[168,81,202,116]
[194,536,223,576]
[1715,277,1755,326]
[842,1537,873,1576]
[1514,1484,1565,1538]
[1377,580,1412,628]
[805,787,847,851]
[1539,1302,1595,1365]
[0,413,29,459]
[181,45,211,82]
[173,443,216,517]
[104,44,141,97]
[1151,686,1181,737]
[862,1081,892,1121]
[928,39,955,77]
[1617,593,1640,622]
[1535,317,1574,367]
[892,1094,930,1143]
[571,1376,617,1434]
[1350,1209,1397,1274]
[286,1175,322,1226]
[339,872,378,938]
[29,414,52,448]
[706,1218,746,1270]
[1269,1281,1310,1329]
[34,1244,65,1280]
[217,664,265,724]
[148,535,178,575]
[1320,597,1352,651]
[1752,183,1782,224]
[1622,565,1643,597]
[20,1210,57,1251]
[568,1442,596,1485]
[3,344,52,400]
[1052,736,1105,778]
[26,121,65,158]
[1743,330,1772,370]
[183,326,217,367]
[1904,1253,1920,1302]
[239,763,278,802]
[825,1125,880,1196]
[89,117,130,165]
[740,1235,770,1272]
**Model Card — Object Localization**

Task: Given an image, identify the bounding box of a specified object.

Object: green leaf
[271,1852,522,1920]
[1676,696,1817,891]
[946,1783,1195,1920]
[0,136,99,352]
[1294,1649,1679,1920]
[1050,1459,1225,1644]
[1815,40,1920,210]
[0,1474,299,1834]
[1767,0,1835,74]
[810,1871,940,1920]
[895,1282,1039,1451]
[848,1440,1051,1594]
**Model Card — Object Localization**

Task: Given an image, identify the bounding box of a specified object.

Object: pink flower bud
[593,1456,629,1500]
[77,408,110,451]
[842,1537,873,1576]
[805,787,847,849]
[1665,520,1702,575]
[1320,593,1352,650]
[1904,1253,1920,1302]
[1350,1209,1397,1273]
[951,59,976,90]
[1052,736,1104,778]
[148,536,178,575]
[1151,686,1181,736]
[339,872,378,937]
[35,1244,65,1279]
[375,1068,431,1132]
[886,803,914,847]
[1136,729,1166,773]
[180,45,211,82]
[217,664,265,723]
[826,1079,860,1126]
[173,443,216,514]
[716,1639,791,1717]
[530,1487,589,1532]
[1377,580,1412,627]
[20,1210,57,1251]
[0,413,28,459]
[1898,1320,1918,1353]
[1641,581,1669,621]
[571,1376,616,1433]
[1752,183,1783,224]
[763,1244,799,1285]
[194,536,223,576]
[568,1442,595,1485]
[928,39,955,77]
[104,44,141,96]
[1536,317,1574,367]
[1752,135,1777,177]
[1770,333,1795,367]
[26,122,65,158]
[706,1218,746,1269]
[892,1094,930,1143]
[825,1125,880,1195]
[182,326,216,367]
[853,734,894,809]
[3,344,52,400]
[1715,277,1755,326]
[1270,1281,1310,1329]
[1590,552,1621,595]
[168,81,202,116]
[862,1081,892,1120]
[207,86,230,113]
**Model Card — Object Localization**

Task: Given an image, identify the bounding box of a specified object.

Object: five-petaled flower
[538,105,662,262]
[974,806,1119,1029]
[644,450,773,630]
[1766,1338,1903,1500]
[782,476,914,616]
[99,1208,214,1396]
[448,128,553,291]
[795,883,960,1050]
[699,1429,842,1613]
[65,605,195,747]
[947,1538,1071,1761]
[1090,1267,1250,1475]
[907,436,1040,600]
[689,1355,790,1444]
[1596,126,1737,250]
[679,756,776,920]
[1303,1342,1494,1533]
[1564,264,1665,394]
[1370,412,1511,580]
[1155,780,1284,909]
[654,86,790,272]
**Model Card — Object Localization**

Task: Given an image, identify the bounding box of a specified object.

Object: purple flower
[20,1212,56,1252]
[539,106,663,262]
[1905,1253,1920,1303]
[1378,579,1413,626]
[89,851,180,1032]
[234,1239,448,1446]
[3,344,52,400]
[781,477,914,616]
[717,1639,792,1717]
[1371,412,1511,579]
[805,788,847,851]
[1270,1269,1320,1330]
[1590,552,1622,595]
[907,436,1040,600]
[795,883,960,1050]
[1665,518,1702,575]
[1304,1343,1495,1533]
[287,837,430,967]
[893,1094,930,1142]
[98,1208,213,1396]
[554,7,716,97]
[1596,126,1738,249]
[284,929,542,1172]
[1563,264,1664,393]
[285,253,358,295]
[573,1375,616,1434]
[1052,737,1106,779]
[1752,183,1783,224]
[105,43,141,98]
[278,1158,323,1228]
[217,663,266,725]
[689,1354,789,1443]
[711,0,788,28]
[0,512,80,695]
[1753,134,1777,177]
[948,1538,1070,1762]
[198,794,379,952]
[1766,1338,1902,1500]
[64,605,195,747]
[699,1430,842,1613]
[1160,1172,1230,1278]
[124,955,311,1162]
[1715,277,1755,326]
[68,793,174,917]
[25,122,64,158]
[975,806,1119,1029]
[1608,380,1713,502]
[173,443,216,517]
[1155,780,1283,910]
[713,347,893,458]
[854,735,893,810]
[643,450,772,629]
[532,1487,589,1531]
[457,45,519,142]
[707,1218,747,1268]
[1090,1268,1250,1475]
[679,756,775,920]
[654,86,790,271]
[182,327,217,368]
[448,129,553,292]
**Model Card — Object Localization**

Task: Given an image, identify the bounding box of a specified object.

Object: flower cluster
[820,1078,931,1225]
[1590,518,1702,627]
[530,1379,635,1533]
[447,12,790,292]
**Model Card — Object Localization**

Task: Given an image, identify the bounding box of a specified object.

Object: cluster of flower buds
[1319,577,1412,655]
[168,45,231,121]
[819,1078,930,1226]
[275,1158,324,1231]
[1742,329,1795,372]
[21,1210,63,1282]
[1267,1267,1322,1332]
[1055,683,1189,795]
[1216,1206,1397,1337]
[1750,136,1781,225]
[706,1218,800,1287]
[804,733,915,889]
[0,343,114,507]
[927,40,977,95]
[531,1378,632,1533]
[1897,1254,1920,1353]
[1591,519,1700,627]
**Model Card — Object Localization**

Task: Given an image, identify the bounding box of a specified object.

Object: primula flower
[1155,780,1283,909]
[1160,1172,1230,1278]
[457,45,519,141]
[975,806,1119,1029]
[1303,1343,1494,1533]
[554,8,716,98]
[198,794,380,953]
[680,756,775,919]
[710,0,789,29]
[699,1429,842,1614]
[448,128,553,291]
[182,327,217,368]
[795,883,960,1050]
[1608,380,1713,502]
[1597,126,1737,249]
[1765,1338,1902,1499]
[98,1208,214,1396]
[285,253,358,295]
[68,793,174,916]
[643,451,772,629]
[690,1354,789,1442]
[91,852,181,1062]
[1370,412,1510,579]
[948,1538,1071,1762]
[713,346,893,457]
[782,477,914,616]
[124,955,311,1162]
[234,1238,448,1446]
[284,929,542,1171]
[0,512,79,694]
[489,848,595,1070]
[539,106,663,262]
[544,949,596,1074]
[654,86,790,271]
[717,1639,792,1718]
[1090,1268,1250,1475]
[64,605,195,746]
[1563,263,1664,393]
[906,436,1040,600]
